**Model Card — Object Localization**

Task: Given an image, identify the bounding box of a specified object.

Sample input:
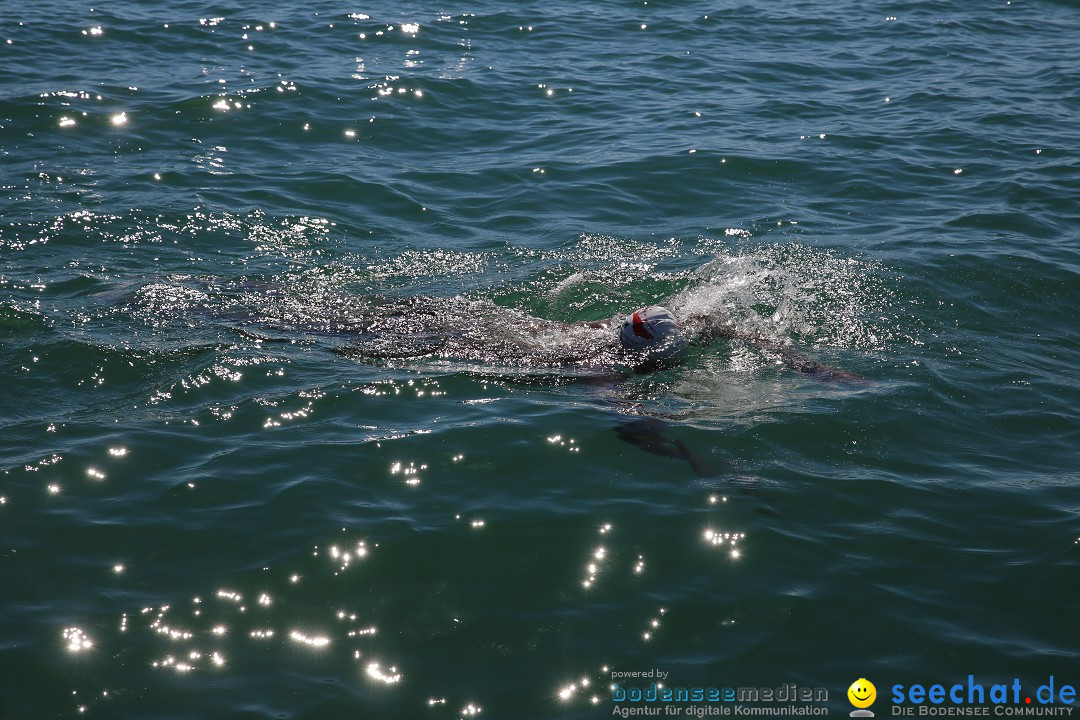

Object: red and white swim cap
[618,306,688,367]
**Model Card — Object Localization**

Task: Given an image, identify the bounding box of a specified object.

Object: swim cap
[618,306,688,368]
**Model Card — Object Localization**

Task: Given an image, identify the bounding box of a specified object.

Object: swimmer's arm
[519,316,615,336]
[577,315,620,329]
[684,313,739,342]
[686,313,866,381]
[614,418,719,478]
[736,331,869,383]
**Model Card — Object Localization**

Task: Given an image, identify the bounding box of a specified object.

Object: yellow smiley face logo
[848,678,876,708]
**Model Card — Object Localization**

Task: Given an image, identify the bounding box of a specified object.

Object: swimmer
[252,299,864,383]
[241,297,867,477]
[578,304,867,382]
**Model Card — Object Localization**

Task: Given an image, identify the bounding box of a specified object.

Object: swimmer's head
[619,306,688,369]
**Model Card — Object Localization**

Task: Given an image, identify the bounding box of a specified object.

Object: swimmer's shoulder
[683,312,738,342]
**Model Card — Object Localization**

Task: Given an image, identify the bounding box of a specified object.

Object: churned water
[1,1,1078,718]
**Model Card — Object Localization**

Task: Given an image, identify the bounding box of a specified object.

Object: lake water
[1,1,1078,718]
